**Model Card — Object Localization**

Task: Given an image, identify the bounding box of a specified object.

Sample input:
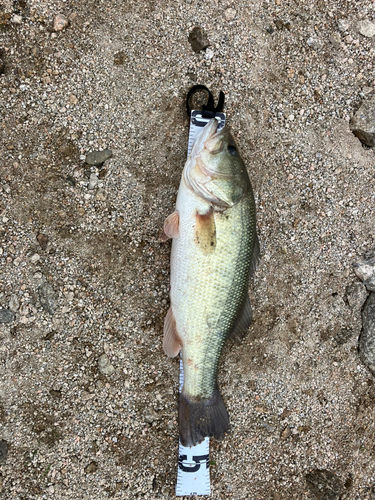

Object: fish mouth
[183,120,232,207]
[194,127,233,180]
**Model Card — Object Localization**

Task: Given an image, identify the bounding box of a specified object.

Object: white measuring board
[175,110,226,497]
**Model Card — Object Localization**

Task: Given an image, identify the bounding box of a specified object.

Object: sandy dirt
[0,0,375,498]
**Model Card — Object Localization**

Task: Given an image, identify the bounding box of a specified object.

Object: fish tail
[179,389,229,447]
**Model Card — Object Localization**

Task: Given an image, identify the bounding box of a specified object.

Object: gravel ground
[0,0,375,499]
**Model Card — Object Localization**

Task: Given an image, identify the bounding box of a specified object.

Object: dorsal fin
[250,233,260,277]
[230,294,253,342]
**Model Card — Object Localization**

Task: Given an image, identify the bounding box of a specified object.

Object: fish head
[185,119,251,207]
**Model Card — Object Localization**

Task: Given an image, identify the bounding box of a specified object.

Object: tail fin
[179,389,229,447]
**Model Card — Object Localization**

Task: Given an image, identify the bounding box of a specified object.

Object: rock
[337,19,350,32]
[357,19,375,38]
[359,292,375,375]
[85,149,112,167]
[144,408,160,424]
[353,253,375,290]
[188,27,210,53]
[9,294,20,313]
[37,233,49,250]
[98,168,107,180]
[98,353,115,376]
[88,173,98,190]
[68,12,78,23]
[30,253,40,264]
[38,283,56,315]
[274,19,291,31]
[307,37,323,50]
[0,309,15,324]
[224,8,237,21]
[0,440,8,463]
[347,282,368,309]
[49,389,62,399]
[305,469,344,500]
[280,425,291,439]
[69,95,78,105]
[350,99,375,147]
[114,51,127,65]
[205,48,214,60]
[11,14,22,24]
[84,461,98,474]
[334,327,354,345]
[53,14,68,32]
[95,188,106,201]
[329,32,341,48]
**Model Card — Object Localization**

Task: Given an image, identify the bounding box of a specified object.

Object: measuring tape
[175,107,226,497]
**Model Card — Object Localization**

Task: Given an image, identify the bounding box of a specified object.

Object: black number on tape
[178,454,209,473]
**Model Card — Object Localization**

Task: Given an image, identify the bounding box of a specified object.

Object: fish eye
[227,145,237,156]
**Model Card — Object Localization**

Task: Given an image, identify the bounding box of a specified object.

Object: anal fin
[163,307,182,357]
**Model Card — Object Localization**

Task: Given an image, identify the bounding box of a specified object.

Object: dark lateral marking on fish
[194,208,216,254]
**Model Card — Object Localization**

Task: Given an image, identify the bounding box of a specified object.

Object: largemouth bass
[163,118,259,447]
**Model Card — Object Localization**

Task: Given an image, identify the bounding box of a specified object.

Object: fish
[162,118,259,447]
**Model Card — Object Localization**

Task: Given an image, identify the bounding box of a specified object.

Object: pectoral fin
[194,207,216,254]
[163,307,182,357]
[161,211,179,241]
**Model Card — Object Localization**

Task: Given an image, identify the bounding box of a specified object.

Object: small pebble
[54,14,68,32]
[144,408,160,424]
[224,8,237,21]
[88,173,99,190]
[85,149,112,166]
[84,461,98,474]
[0,309,15,324]
[30,253,40,263]
[350,98,375,147]
[95,188,106,201]
[11,15,22,24]
[205,48,214,60]
[357,19,375,38]
[346,282,368,309]
[188,26,210,53]
[337,19,350,32]
[9,294,20,313]
[334,328,354,345]
[0,440,8,463]
[329,32,341,48]
[353,253,375,290]
[280,425,291,439]
[38,283,56,315]
[98,353,115,376]
[37,233,49,251]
